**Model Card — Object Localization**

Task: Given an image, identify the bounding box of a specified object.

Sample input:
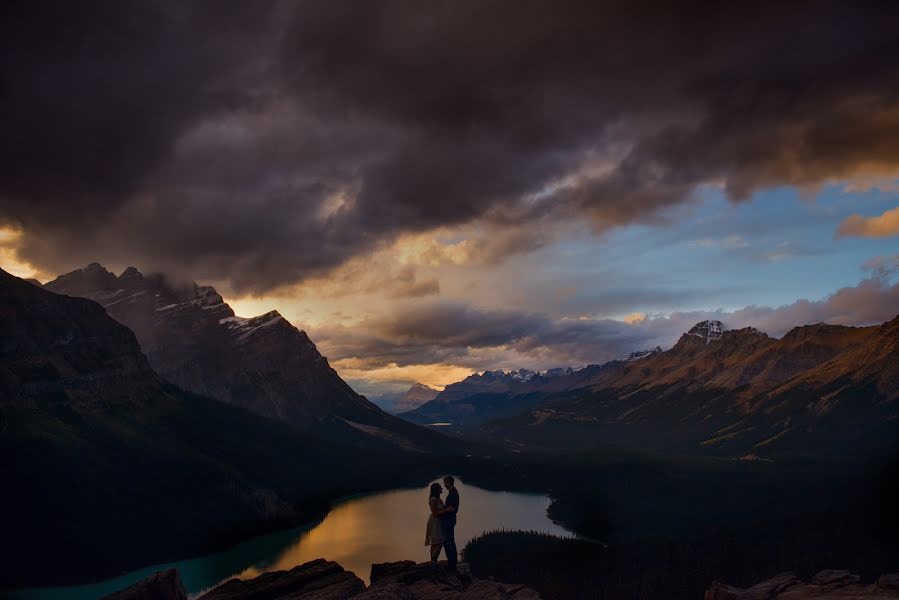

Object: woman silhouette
[425,482,445,564]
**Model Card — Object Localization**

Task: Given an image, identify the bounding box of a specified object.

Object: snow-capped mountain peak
[687,320,724,343]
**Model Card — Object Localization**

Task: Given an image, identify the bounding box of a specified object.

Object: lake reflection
[10,479,573,599]
[232,479,573,587]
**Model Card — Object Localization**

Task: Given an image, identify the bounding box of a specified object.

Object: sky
[2,1,899,398]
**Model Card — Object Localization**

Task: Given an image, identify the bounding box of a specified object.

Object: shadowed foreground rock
[705,570,899,600]
[106,559,540,599]
[365,560,541,599]
[197,559,365,599]
[100,569,187,600]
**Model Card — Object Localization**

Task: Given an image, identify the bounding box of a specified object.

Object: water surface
[10,478,573,599]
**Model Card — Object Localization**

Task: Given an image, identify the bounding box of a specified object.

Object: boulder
[100,569,187,600]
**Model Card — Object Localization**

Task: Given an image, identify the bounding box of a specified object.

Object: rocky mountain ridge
[44,263,446,452]
[476,317,898,457]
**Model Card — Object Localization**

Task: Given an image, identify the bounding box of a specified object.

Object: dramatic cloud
[315,301,655,373]
[314,270,899,386]
[837,206,899,238]
[3,1,899,291]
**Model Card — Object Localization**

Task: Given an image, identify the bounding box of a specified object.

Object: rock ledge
[102,559,541,600]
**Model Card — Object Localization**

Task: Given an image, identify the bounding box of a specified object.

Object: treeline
[460,447,899,600]
[465,520,899,600]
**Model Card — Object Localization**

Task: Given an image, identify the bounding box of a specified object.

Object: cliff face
[45,263,447,452]
[104,559,541,599]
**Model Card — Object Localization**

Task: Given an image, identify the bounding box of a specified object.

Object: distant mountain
[395,382,440,413]
[401,364,620,426]
[44,263,445,452]
[0,268,432,588]
[480,318,899,458]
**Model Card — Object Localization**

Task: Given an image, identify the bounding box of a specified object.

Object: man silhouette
[439,475,460,570]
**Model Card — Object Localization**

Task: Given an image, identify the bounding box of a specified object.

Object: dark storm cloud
[3,1,899,291]
[0,1,279,218]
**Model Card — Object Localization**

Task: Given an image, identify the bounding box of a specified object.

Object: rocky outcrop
[100,568,187,600]
[114,560,540,600]
[705,570,899,599]
[199,559,366,599]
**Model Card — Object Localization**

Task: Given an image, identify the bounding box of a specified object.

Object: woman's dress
[425,497,445,546]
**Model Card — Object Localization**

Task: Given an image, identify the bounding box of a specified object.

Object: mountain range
[400,319,899,458]
[401,361,654,426]
[43,263,444,452]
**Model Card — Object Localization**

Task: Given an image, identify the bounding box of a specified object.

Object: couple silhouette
[425,475,460,571]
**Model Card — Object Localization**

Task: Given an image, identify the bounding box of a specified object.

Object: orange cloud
[0,227,46,281]
[836,206,899,238]
[332,359,471,389]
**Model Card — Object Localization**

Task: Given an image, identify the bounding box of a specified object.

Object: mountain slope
[479,319,898,457]
[44,263,446,451]
[1,268,160,408]
[0,268,432,588]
